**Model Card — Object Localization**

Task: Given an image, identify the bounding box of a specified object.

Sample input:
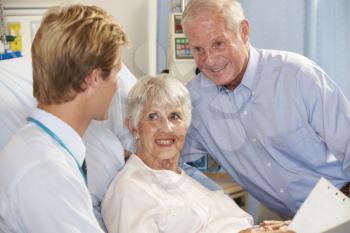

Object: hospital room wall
[2,0,158,78]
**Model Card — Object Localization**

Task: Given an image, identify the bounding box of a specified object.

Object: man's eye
[213,41,224,48]
[193,47,203,53]
[147,113,158,120]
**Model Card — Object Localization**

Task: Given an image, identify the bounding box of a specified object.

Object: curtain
[242,0,350,99]
[309,0,350,99]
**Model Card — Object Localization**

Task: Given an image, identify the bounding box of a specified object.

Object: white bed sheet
[0,57,37,149]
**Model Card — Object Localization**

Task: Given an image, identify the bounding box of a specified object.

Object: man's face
[184,13,250,90]
[94,61,121,121]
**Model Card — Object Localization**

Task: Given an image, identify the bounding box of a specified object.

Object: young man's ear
[82,68,102,89]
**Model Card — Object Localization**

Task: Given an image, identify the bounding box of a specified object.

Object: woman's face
[134,100,187,170]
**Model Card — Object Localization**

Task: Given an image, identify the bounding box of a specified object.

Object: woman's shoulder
[112,155,154,190]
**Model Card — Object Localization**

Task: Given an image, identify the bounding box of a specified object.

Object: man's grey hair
[127,74,192,129]
[182,0,245,34]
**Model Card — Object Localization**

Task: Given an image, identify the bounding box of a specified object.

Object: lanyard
[27,116,87,186]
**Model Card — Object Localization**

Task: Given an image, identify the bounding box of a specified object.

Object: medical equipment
[0,4,21,60]
[167,12,196,84]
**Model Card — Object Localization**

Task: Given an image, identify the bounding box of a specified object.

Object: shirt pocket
[267,126,327,168]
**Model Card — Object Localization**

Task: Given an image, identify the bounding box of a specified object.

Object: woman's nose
[160,118,173,132]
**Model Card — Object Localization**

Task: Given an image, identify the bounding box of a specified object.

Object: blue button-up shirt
[181,46,350,216]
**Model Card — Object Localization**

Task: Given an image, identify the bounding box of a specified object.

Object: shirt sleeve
[297,65,350,174]
[102,180,161,233]
[14,161,104,233]
[181,163,222,191]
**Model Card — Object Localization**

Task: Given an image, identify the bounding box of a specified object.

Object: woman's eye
[169,112,182,121]
[147,113,158,120]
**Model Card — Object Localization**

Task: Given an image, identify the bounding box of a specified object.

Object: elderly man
[181,0,350,218]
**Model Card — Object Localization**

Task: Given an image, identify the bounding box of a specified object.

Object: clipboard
[323,220,350,233]
[289,177,350,233]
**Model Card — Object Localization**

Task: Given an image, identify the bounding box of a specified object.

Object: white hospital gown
[102,154,253,233]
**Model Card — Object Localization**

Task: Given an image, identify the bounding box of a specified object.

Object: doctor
[0,4,127,232]
[0,57,136,231]
[181,0,350,217]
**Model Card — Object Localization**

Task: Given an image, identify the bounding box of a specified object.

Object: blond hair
[32,5,128,104]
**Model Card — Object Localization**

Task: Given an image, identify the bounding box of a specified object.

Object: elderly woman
[101,75,292,233]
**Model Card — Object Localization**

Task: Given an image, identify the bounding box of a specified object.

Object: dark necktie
[82,160,87,178]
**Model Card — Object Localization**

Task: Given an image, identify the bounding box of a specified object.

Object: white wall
[101,0,157,78]
[2,0,157,78]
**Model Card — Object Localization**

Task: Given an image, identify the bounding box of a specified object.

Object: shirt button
[243,110,248,115]
[280,188,284,193]
[251,138,257,143]
[267,162,271,167]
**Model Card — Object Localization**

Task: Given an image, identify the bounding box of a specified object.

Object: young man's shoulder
[0,125,78,190]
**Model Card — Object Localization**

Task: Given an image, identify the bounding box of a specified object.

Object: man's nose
[204,49,216,66]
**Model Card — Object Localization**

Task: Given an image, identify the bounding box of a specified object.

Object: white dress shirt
[0,108,104,232]
[102,155,253,233]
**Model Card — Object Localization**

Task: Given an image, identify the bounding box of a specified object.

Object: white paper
[289,177,350,233]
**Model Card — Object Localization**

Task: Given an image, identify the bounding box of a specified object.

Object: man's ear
[82,68,101,89]
[240,19,250,43]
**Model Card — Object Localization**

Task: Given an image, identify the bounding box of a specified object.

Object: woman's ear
[125,117,139,139]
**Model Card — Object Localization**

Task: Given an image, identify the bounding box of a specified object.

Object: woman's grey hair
[182,0,245,34]
[127,74,192,129]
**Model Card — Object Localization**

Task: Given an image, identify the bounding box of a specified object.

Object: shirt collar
[30,108,86,166]
[240,45,260,90]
